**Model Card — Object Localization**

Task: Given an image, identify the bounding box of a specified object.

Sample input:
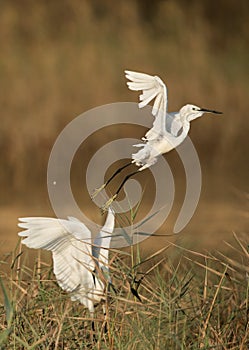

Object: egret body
[18,208,115,321]
[92,70,222,209]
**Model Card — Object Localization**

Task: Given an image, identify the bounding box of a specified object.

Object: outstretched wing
[92,208,114,273]
[18,217,95,305]
[125,70,168,140]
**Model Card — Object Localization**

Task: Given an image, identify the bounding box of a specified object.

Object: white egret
[18,208,115,329]
[92,70,222,209]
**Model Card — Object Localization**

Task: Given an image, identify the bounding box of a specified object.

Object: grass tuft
[0,234,248,349]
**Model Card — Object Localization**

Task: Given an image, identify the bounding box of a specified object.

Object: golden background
[0,0,248,256]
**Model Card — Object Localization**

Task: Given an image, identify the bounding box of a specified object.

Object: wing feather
[92,208,114,269]
[18,217,95,307]
[125,70,168,140]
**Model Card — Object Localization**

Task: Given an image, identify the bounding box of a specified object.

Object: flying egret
[18,208,115,330]
[92,70,222,210]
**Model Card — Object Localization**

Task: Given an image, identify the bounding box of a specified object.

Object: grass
[0,233,248,349]
[0,3,248,348]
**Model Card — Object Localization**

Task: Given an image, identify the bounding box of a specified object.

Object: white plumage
[125,70,167,143]
[18,208,115,315]
[125,70,221,171]
[92,70,222,208]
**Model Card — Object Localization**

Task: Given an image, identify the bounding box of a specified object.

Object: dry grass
[0,233,248,349]
[0,3,248,347]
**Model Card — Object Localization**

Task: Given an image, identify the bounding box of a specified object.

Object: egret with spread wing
[92,70,222,210]
[18,208,115,329]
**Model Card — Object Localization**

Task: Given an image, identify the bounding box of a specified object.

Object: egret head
[180,104,222,123]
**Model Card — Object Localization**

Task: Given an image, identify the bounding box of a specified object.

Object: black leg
[91,320,98,343]
[115,170,140,196]
[91,162,132,199]
[101,170,140,211]
[104,321,108,334]
[105,162,132,188]
[103,309,108,334]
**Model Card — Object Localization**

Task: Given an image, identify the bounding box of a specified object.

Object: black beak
[200,108,223,114]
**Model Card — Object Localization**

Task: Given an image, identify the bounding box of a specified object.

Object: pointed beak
[199,108,223,114]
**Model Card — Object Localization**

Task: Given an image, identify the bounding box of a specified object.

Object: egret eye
[192,107,199,111]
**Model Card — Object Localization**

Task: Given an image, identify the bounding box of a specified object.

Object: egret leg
[91,162,132,199]
[101,170,140,211]
[102,304,108,333]
[101,194,118,212]
[115,170,140,197]
[91,314,97,342]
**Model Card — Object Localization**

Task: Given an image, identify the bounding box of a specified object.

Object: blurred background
[0,0,248,256]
